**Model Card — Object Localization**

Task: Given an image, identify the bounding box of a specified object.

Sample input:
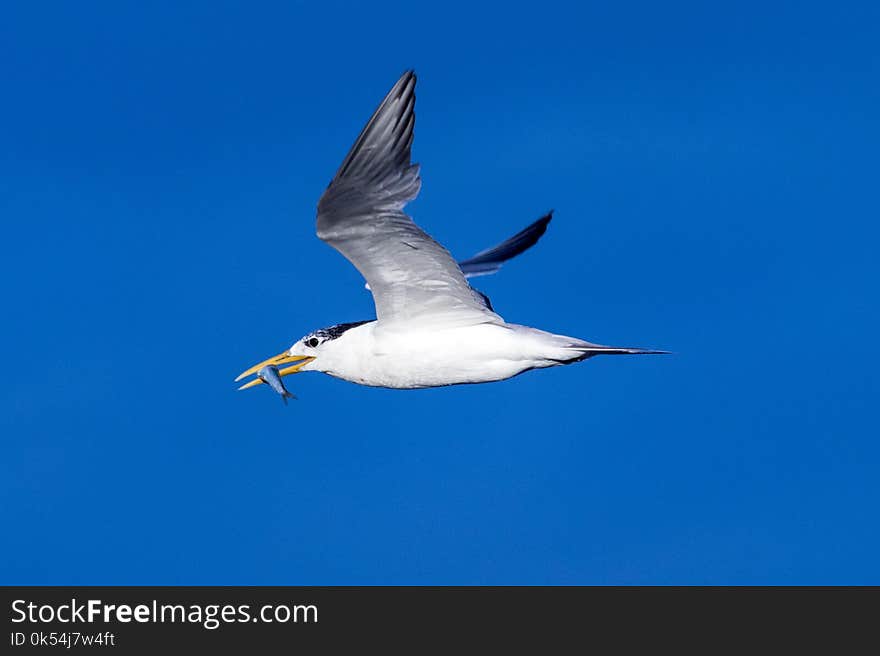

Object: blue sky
[1,1,878,584]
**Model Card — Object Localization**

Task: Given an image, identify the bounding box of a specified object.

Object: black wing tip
[514,209,554,245]
[532,209,553,233]
[521,210,553,237]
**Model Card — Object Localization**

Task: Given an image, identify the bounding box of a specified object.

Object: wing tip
[394,69,417,99]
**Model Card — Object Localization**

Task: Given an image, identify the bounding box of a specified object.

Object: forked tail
[510,325,668,366]
[564,343,669,363]
[544,331,670,363]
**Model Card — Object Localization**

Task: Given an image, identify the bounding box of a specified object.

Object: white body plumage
[292,321,640,389]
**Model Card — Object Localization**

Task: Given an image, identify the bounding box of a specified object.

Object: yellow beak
[234,352,315,390]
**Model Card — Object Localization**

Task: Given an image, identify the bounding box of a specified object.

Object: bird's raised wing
[316,71,500,327]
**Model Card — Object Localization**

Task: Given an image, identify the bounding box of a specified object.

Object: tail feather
[514,326,668,366]
[562,342,670,363]
[580,346,669,355]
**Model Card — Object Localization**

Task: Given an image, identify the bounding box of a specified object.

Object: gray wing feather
[317,71,499,326]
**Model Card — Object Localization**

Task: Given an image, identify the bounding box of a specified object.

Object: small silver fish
[257,365,296,405]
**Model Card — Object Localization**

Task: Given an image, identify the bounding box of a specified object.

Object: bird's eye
[307,337,320,348]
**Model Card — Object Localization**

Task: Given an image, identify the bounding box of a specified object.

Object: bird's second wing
[316,71,500,327]
[458,211,553,278]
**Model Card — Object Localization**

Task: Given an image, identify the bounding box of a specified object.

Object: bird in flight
[236,71,664,393]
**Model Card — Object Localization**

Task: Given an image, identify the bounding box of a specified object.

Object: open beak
[235,352,315,390]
